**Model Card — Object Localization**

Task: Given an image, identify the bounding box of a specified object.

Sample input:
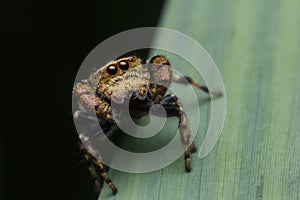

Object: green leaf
[99,0,300,199]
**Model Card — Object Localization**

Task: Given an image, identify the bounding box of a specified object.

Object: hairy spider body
[73,55,221,195]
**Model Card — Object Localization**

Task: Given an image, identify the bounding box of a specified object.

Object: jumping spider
[73,55,222,195]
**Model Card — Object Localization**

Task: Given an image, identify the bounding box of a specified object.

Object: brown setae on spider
[73,55,222,195]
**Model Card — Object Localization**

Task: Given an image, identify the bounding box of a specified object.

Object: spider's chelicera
[73,55,222,195]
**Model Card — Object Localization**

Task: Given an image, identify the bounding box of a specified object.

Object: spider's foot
[109,182,118,195]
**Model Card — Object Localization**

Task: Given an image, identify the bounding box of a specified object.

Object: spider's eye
[106,65,118,75]
[119,61,129,70]
[128,57,134,62]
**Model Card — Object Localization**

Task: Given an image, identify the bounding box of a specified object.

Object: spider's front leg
[73,80,118,195]
[160,94,196,172]
[74,106,118,195]
[79,139,118,195]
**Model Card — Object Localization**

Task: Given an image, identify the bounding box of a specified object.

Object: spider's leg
[79,141,103,195]
[160,95,196,172]
[160,94,197,153]
[160,94,177,104]
[79,140,118,195]
[172,74,222,97]
[92,155,118,195]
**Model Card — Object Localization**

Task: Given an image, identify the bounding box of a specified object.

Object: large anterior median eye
[106,65,118,75]
[119,61,129,71]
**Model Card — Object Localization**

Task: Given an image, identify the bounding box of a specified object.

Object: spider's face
[95,55,173,104]
[96,56,150,103]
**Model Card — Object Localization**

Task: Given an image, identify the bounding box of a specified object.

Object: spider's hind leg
[172,74,222,97]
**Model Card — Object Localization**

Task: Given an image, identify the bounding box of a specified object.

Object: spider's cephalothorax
[73,55,222,195]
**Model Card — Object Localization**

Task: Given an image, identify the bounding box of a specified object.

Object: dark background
[2,0,165,199]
